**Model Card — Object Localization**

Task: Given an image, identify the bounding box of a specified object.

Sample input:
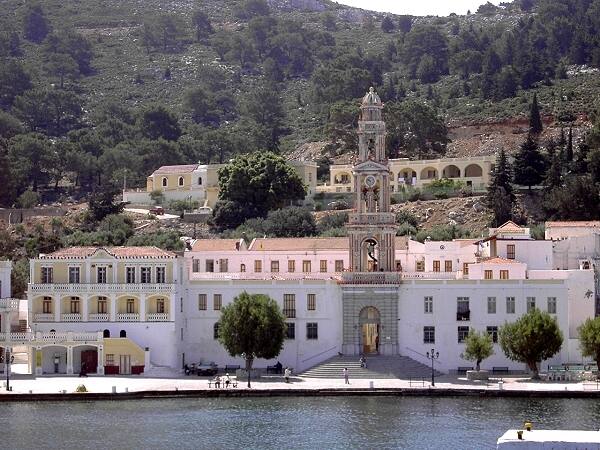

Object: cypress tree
[529,93,543,135]
[486,148,514,226]
[513,134,546,190]
[565,127,574,162]
[545,151,562,191]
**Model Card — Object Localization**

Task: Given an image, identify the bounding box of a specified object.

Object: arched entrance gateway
[341,88,400,356]
[359,307,380,354]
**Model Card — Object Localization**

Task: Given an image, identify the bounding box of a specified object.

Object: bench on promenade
[457,366,474,374]
[492,367,509,374]
[225,364,240,372]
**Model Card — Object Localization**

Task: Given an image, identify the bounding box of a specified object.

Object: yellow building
[124,160,318,208]
[27,246,180,374]
[319,155,495,194]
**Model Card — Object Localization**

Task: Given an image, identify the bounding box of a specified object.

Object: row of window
[42,296,166,314]
[212,322,318,340]
[41,266,167,284]
[423,326,499,344]
[199,293,317,315]
[423,296,557,316]
[192,259,345,274]
[161,176,193,188]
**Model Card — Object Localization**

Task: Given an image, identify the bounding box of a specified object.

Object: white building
[6,89,598,377]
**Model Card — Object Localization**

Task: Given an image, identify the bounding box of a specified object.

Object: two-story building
[124,160,318,208]
[26,247,180,375]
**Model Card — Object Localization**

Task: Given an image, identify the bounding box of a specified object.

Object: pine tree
[486,148,514,226]
[23,3,50,44]
[529,93,543,135]
[545,151,562,191]
[513,134,546,190]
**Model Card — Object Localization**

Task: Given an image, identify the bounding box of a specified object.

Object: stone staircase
[300,355,442,380]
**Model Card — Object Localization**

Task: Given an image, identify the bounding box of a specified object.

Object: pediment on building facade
[353,160,389,172]
[90,248,115,260]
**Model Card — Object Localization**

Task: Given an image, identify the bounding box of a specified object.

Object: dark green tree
[239,82,287,151]
[321,12,337,31]
[87,184,124,222]
[262,207,317,238]
[235,0,270,20]
[8,132,55,191]
[191,10,213,42]
[0,59,32,109]
[486,148,514,226]
[565,127,574,162]
[385,101,448,158]
[23,3,50,43]
[544,176,600,220]
[529,93,543,134]
[0,140,16,206]
[137,105,181,141]
[578,317,600,371]
[217,151,306,223]
[461,329,494,371]
[381,16,395,33]
[499,308,563,379]
[217,291,286,387]
[588,148,600,184]
[513,134,546,190]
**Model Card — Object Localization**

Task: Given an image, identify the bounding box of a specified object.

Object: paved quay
[2,368,600,398]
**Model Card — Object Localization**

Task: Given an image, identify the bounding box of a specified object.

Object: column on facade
[110,295,116,321]
[169,294,175,322]
[0,311,6,333]
[35,346,42,375]
[82,294,89,322]
[54,295,61,322]
[140,294,147,321]
[97,343,104,375]
[66,345,73,374]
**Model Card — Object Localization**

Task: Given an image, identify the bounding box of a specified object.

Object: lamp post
[426,348,439,387]
[5,346,12,392]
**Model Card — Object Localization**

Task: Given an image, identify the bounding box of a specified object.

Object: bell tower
[346,88,397,273]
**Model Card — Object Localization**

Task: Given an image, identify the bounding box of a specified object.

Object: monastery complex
[1,89,599,378]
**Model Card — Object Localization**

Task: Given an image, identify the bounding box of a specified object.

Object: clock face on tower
[364,175,376,188]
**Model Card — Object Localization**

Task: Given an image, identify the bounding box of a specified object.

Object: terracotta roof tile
[546,221,600,228]
[245,236,409,252]
[152,164,198,175]
[41,247,176,259]
[192,239,244,252]
[249,237,348,251]
[480,257,522,264]
[495,220,523,232]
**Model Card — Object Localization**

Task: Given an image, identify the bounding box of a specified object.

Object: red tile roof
[152,164,198,175]
[480,257,521,264]
[495,221,523,232]
[41,247,176,259]
[246,236,409,252]
[546,221,600,228]
[192,239,244,252]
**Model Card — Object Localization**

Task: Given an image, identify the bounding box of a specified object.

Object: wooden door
[81,350,98,374]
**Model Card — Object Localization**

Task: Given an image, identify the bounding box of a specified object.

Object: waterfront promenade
[2,364,600,396]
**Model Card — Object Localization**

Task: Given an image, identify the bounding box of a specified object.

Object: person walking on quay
[284,367,291,383]
[343,367,349,384]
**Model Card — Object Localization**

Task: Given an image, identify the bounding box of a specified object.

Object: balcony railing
[61,313,82,322]
[29,283,176,294]
[340,272,402,285]
[88,313,109,322]
[402,272,458,280]
[117,313,140,322]
[34,313,54,322]
[348,213,396,225]
[457,310,471,321]
[283,309,296,319]
[147,313,170,322]
[0,298,20,310]
[0,331,101,343]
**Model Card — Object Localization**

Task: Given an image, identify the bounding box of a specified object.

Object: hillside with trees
[1,0,600,295]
